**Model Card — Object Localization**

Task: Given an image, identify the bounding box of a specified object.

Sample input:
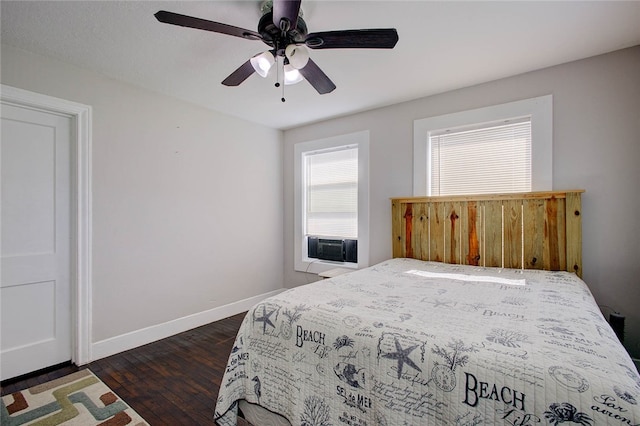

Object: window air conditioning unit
[307,237,357,263]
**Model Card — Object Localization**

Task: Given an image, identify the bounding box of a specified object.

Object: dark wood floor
[1,312,246,425]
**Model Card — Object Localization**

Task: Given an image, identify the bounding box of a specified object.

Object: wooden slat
[523,198,545,270]
[430,202,445,263]
[557,199,567,271]
[503,199,523,269]
[543,197,566,271]
[413,202,430,261]
[483,200,503,268]
[444,202,460,264]
[403,203,414,259]
[391,200,403,258]
[566,192,583,277]
[461,201,481,266]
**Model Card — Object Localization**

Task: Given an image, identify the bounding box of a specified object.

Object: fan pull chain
[274,55,286,102]
[281,55,286,102]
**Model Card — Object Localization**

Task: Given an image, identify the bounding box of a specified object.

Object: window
[304,145,358,239]
[414,95,552,196]
[294,131,369,273]
[430,118,531,195]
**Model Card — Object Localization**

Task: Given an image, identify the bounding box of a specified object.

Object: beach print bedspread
[215,258,640,425]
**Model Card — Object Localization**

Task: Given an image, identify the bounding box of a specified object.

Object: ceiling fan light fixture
[155,2,399,96]
[284,64,304,85]
[285,44,309,69]
[250,51,275,78]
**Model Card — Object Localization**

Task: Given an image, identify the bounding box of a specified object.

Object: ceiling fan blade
[221,60,256,86]
[154,11,262,41]
[306,29,399,49]
[298,59,336,94]
[272,0,301,31]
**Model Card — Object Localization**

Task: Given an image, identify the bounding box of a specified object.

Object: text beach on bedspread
[214,258,640,425]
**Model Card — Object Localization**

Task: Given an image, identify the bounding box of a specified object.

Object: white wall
[1,45,284,357]
[284,46,640,359]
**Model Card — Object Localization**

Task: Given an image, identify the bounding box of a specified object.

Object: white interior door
[1,103,72,380]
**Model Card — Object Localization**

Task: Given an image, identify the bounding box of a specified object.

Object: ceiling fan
[154,0,398,97]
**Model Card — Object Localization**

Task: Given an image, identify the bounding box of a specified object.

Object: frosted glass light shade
[285,44,310,69]
[250,52,275,78]
[284,64,304,85]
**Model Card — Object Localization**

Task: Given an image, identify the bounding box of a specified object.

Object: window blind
[430,119,531,196]
[304,145,358,238]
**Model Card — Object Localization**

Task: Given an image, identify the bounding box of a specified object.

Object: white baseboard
[90,289,285,361]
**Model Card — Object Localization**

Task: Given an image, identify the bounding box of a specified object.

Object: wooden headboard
[391,191,584,277]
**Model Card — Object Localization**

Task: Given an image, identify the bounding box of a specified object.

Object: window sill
[318,267,353,279]
[296,258,359,275]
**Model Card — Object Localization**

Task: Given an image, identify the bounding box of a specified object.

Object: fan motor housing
[258,11,308,54]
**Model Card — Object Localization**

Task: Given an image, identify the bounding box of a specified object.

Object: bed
[214,191,640,426]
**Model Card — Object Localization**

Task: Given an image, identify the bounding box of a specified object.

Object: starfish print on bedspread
[430,298,454,308]
[382,338,422,379]
[254,305,276,333]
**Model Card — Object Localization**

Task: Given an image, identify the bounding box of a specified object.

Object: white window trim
[294,131,370,274]
[413,95,552,196]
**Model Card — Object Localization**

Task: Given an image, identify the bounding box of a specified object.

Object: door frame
[1,84,92,366]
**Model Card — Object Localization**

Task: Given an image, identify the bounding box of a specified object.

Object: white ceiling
[2,1,640,130]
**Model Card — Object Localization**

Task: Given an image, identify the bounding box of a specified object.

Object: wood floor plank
[1,312,246,425]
